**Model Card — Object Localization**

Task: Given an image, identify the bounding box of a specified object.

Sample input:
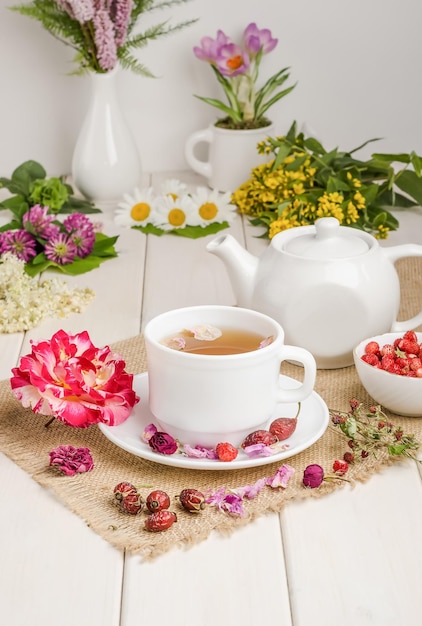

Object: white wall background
[0,0,421,177]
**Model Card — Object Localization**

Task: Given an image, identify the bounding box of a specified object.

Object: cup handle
[383,244,422,331]
[184,128,213,178]
[275,345,317,404]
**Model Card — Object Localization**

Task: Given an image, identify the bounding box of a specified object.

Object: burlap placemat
[1,257,421,560]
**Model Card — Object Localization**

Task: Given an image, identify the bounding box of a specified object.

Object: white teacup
[144,305,316,448]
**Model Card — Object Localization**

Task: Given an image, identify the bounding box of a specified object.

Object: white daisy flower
[159,178,188,202]
[189,187,237,226]
[154,194,198,230]
[115,187,157,227]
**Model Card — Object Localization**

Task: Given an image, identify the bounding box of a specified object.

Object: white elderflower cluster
[0,253,95,333]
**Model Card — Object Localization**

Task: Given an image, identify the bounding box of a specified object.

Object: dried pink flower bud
[49,445,94,476]
[302,464,324,488]
[148,431,178,455]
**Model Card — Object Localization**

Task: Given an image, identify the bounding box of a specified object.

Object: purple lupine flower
[215,43,250,77]
[44,233,78,265]
[55,0,95,23]
[93,9,118,71]
[22,204,60,240]
[243,22,278,58]
[193,30,231,64]
[63,213,95,258]
[0,229,37,262]
[109,0,133,46]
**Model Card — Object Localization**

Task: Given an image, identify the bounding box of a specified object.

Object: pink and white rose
[10,329,139,428]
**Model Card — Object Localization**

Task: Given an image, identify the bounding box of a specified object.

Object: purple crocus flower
[243,22,278,58]
[44,233,78,265]
[215,43,250,77]
[0,229,37,262]
[193,29,231,64]
[93,9,118,71]
[22,204,60,240]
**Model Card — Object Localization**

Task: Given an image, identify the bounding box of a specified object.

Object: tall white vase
[72,68,142,204]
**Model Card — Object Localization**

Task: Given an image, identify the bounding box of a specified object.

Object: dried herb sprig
[330,399,421,464]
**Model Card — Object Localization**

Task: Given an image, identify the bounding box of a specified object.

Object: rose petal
[186,324,222,341]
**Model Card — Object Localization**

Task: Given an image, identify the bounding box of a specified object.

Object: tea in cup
[143,305,317,448]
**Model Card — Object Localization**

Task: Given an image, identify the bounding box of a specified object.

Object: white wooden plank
[121,514,293,626]
[281,461,422,626]
[0,452,123,626]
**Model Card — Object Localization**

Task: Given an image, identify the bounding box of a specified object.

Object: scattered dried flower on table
[206,464,295,516]
[302,464,325,488]
[0,253,94,333]
[11,329,139,427]
[49,445,94,476]
[148,431,178,455]
[330,399,421,463]
[232,121,422,239]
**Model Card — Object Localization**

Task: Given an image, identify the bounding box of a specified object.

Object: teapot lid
[283,217,369,258]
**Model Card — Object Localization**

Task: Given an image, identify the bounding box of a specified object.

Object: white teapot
[207,217,422,369]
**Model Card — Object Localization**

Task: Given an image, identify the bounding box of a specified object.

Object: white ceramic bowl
[353,332,422,417]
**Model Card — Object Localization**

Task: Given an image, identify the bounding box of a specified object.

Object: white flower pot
[184,123,274,193]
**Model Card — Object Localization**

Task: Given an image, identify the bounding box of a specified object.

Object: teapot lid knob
[284,217,369,258]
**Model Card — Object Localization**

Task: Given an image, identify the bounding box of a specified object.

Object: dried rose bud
[49,445,94,476]
[149,431,178,455]
[144,510,177,532]
[302,464,324,488]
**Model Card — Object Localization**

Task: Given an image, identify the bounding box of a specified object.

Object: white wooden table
[1,171,422,626]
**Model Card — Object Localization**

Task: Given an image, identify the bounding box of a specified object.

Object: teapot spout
[206,234,258,307]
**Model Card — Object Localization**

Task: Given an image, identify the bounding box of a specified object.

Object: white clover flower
[0,253,94,333]
[115,187,158,227]
[189,187,238,226]
[154,194,199,230]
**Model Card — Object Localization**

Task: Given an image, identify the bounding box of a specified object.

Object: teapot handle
[383,244,422,331]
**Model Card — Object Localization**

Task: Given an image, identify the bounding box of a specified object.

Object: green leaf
[0,195,30,215]
[132,221,230,238]
[273,143,293,170]
[371,152,413,164]
[394,170,422,206]
[194,95,243,123]
[91,233,119,256]
[303,137,326,155]
[11,160,46,196]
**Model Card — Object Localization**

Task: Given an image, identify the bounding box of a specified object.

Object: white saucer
[98,373,330,471]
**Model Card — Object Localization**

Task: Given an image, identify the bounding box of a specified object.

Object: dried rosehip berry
[216,442,238,461]
[144,510,177,532]
[113,482,144,515]
[177,488,206,513]
[146,489,171,513]
[241,429,277,449]
[269,417,297,441]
